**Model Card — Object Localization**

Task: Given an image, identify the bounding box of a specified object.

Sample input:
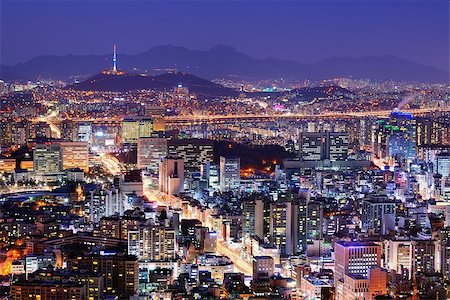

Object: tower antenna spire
[113,44,117,72]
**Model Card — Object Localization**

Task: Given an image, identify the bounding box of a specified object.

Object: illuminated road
[142,179,253,276]
[216,240,253,275]
[37,110,61,138]
[100,154,122,175]
[58,107,448,126]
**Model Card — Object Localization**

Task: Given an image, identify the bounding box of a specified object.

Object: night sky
[1,0,449,71]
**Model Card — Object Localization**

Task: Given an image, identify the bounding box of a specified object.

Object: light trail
[142,180,254,276]
[57,107,449,126]
[100,154,122,175]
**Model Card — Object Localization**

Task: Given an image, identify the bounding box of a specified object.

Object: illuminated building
[0,158,16,173]
[59,141,89,172]
[33,121,52,139]
[374,111,416,161]
[334,241,382,300]
[87,186,123,223]
[10,281,86,300]
[66,253,138,298]
[128,224,176,260]
[158,156,184,195]
[306,200,323,243]
[168,138,214,172]
[219,156,240,193]
[300,132,324,161]
[439,228,450,280]
[242,198,264,241]
[300,132,349,161]
[269,200,298,256]
[33,144,63,175]
[122,117,153,145]
[435,152,450,177]
[362,196,396,235]
[77,123,92,144]
[137,137,167,173]
[300,276,332,300]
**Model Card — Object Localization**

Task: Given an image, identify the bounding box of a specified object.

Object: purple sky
[1,0,449,71]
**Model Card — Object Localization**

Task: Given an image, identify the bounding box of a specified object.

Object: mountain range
[1,45,448,83]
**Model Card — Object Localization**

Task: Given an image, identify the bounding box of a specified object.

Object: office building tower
[33,144,63,175]
[300,133,325,161]
[269,200,298,256]
[77,123,92,144]
[137,137,168,173]
[159,156,184,195]
[219,156,240,193]
[300,132,349,161]
[128,224,176,260]
[306,200,323,242]
[334,241,382,300]
[329,133,349,161]
[362,196,396,235]
[436,152,450,177]
[59,141,89,172]
[374,111,416,161]
[242,198,264,240]
[167,139,214,172]
[87,186,123,223]
[122,117,153,145]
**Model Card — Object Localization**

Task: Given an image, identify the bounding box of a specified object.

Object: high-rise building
[159,156,184,195]
[334,241,382,300]
[128,224,176,260]
[219,156,240,193]
[77,123,92,144]
[242,198,264,240]
[269,200,299,256]
[66,253,138,298]
[122,117,153,145]
[362,196,396,235]
[33,144,63,175]
[300,132,349,161]
[306,200,323,242]
[374,111,416,161]
[167,139,214,172]
[59,141,89,172]
[137,137,168,173]
[436,152,450,177]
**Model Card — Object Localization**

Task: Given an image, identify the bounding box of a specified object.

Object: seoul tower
[112,44,117,72]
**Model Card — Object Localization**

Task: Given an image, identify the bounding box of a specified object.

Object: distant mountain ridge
[1,45,448,83]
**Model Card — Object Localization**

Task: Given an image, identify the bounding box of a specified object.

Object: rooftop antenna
[113,45,117,72]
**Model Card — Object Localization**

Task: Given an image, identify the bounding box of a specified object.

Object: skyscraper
[122,117,153,145]
[33,144,63,175]
[137,137,168,173]
[219,156,240,193]
[159,156,184,195]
